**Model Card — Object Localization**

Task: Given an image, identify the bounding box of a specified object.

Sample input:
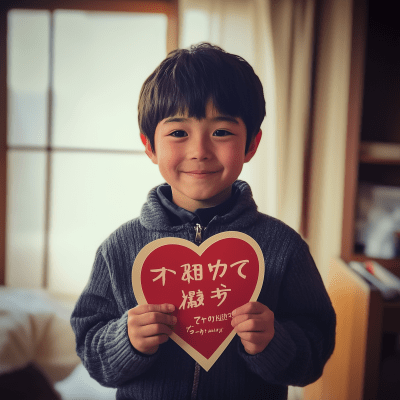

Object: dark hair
[138,42,266,153]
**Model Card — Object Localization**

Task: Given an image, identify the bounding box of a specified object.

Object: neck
[171,186,232,212]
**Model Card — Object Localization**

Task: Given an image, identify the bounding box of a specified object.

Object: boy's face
[144,101,260,212]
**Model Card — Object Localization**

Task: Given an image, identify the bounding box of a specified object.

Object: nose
[188,134,212,160]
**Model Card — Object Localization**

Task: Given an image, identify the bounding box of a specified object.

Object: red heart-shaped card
[131,231,264,371]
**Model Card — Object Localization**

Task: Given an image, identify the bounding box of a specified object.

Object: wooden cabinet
[305,0,400,398]
[304,258,400,400]
[341,0,400,274]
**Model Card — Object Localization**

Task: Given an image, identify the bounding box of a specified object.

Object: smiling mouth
[183,170,220,176]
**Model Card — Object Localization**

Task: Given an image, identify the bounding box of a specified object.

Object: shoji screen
[7,9,166,295]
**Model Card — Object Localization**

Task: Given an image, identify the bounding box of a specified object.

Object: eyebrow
[213,116,240,124]
[163,115,240,124]
[163,117,187,123]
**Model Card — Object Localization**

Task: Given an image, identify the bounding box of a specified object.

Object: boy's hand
[127,303,176,355]
[231,302,274,355]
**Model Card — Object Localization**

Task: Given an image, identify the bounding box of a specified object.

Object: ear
[141,133,158,164]
[244,130,262,163]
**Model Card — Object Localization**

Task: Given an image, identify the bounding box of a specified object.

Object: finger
[145,334,170,347]
[232,318,266,333]
[134,333,171,355]
[239,328,274,353]
[232,302,263,317]
[131,311,177,328]
[236,331,267,344]
[131,303,175,315]
[139,322,175,338]
[231,313,253,328]
[143,310,177,326]
[231,311,268,328]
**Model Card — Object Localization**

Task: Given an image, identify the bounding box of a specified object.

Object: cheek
[163,153,181,170]
[222,147,245,168]
[157,149,181,172]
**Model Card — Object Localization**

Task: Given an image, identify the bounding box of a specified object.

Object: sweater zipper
[191,223,205,399]
[194,223,205,244]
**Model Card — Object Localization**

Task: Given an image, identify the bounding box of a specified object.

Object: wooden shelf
[359,157,400,166]
[350,254,400,277]
[360,142,400,165]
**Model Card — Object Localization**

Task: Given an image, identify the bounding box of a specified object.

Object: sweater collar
[156,185,240,227]
[140,180,258,232]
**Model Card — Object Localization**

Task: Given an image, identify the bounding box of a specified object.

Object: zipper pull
[194,223,204,244]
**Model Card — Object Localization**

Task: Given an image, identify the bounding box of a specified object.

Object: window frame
[0,0,178,286]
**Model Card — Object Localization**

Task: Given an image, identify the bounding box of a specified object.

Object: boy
[71,43,336,400]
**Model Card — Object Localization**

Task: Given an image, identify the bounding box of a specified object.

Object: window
[1,1,178,296]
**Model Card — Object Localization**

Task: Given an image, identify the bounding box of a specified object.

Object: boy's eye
[213,130,233,137]
[169,130,187,138]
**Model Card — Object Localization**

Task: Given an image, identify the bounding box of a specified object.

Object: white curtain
[306,0,353,282]
[269,0,316,232]
[179,0,279,219]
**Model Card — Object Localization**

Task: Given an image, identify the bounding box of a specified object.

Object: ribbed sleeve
[71,250,159,387]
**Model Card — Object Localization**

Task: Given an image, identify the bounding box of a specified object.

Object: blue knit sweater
[71,181,336,400]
